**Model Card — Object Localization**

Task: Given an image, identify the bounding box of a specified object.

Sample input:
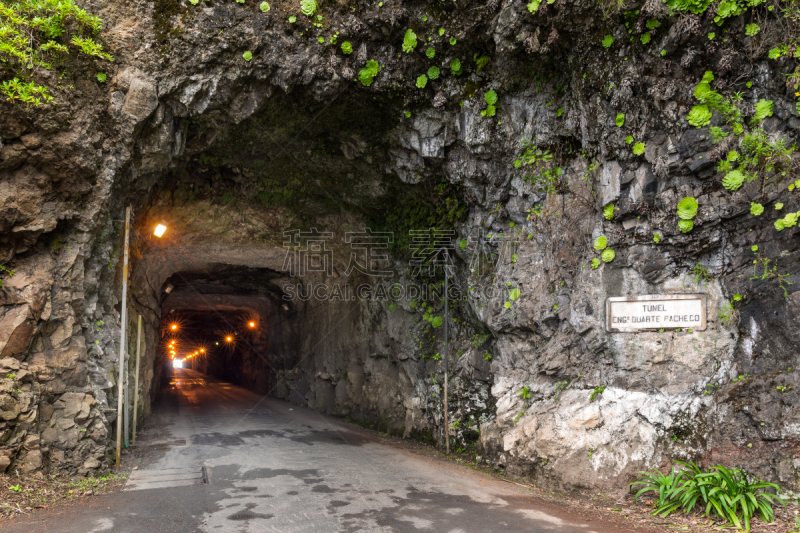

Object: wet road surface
[5,368,652,532]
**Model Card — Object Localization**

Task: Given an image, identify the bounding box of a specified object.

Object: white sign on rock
[606,294,707,332]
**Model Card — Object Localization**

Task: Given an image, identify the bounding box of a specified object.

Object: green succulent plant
[591,258,601,269]
[593,236,608,250]
[603,204,615,220]
[722,170,745,191]
[416,74,428,88]
[653,233,661,243]
[615,113,625,127]
[300,0,317,16]
[687,105,712,127]
[96,72,106,82]
[341,41,353,54]
[450,58,463,75]
[678,219,694,233]
[402,29,418,53]
[427,66,440,80]
[601,249,615,262]
[602,35,614,48]
[260,2,270,12]
[640,33,651,44]
[677,197,698,220]
[358,60,380,86]
[426,47,435,59]
[509,288,520,301]
[633,142,645,155]
[242,50,253,61]
[750,203,764,216]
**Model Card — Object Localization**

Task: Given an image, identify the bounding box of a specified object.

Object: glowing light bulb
[154,224,167,238]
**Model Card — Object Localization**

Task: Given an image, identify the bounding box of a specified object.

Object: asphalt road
[5,368,650,532]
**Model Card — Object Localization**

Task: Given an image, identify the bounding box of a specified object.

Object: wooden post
[115,206,131,469]
[132,314,142,445]
[444,265,450,455]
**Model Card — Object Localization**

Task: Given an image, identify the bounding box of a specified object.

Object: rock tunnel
[1,0,800,497]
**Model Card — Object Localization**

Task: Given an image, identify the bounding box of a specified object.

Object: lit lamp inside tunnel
[170,324,178,331]
[225,336,232,343]
[248,321,256,328]
[153,223,167,238]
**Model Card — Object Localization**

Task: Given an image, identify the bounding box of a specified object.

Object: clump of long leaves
[631,461,782,531]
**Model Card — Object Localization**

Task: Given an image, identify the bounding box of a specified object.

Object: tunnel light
[173,359,183,368]
[215,342,219,345]
[154,224,167,238]
[226,336,232,342]
[249,321,256,328]
[170,324,178,331]
[200,348,205,353]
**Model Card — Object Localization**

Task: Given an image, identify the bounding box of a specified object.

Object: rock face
[1,0,799,491]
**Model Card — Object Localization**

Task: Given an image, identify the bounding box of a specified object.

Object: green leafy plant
[750,203,764,216]
[601,249,615,262]
[509,288,520,301]
[678,220,694,233]
[751,99,773,125]
[692,262,713,284]
[96,72,106,82]
[358,59,380,86]
[589,386,606,402]
[527,0,541,13]
[474,54,490,71]
[0,0,113,106]
[745,23,760,36]
[515,141,563,194]
[602,35,614,48]
[603,204,615,220]
[341,41,353,54]
[9,485,21,492]
[640,33,651,44]
[425,47,435,59]
[518,386,531,400]
[615,113,625,127]
[687,105,712,127]
[402,29,418,53]
[482,89,497,117]
[625,135,634,144]
[415,74,427,88]
[653,233,661,243]
[591,258,601,269]
[593,236,608,250]
[427,66,440,80]
[722,170,745,191]
[242,50,253,61]
[633,142,645,155]
[449,37,457,45]
[260,1,270,11]
[300,0,317,16]
[450,58,462,75]
[677,197,698,220]
[288,15,297,23]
